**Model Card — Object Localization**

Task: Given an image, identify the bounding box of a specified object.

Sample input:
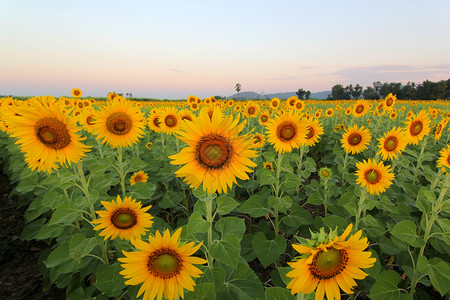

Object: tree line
[324,79,450,100]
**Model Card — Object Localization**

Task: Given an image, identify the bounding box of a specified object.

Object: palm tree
[235,83,241,99]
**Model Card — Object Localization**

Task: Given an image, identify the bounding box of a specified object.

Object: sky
[1,0,450,99]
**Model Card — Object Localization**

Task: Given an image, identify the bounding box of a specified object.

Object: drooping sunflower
[304,118,324,147]
[71,88,82,98]
[148,112,163,133]
[437,144,450,172]
[265,110,308,153]
[383,93,396,111]
[8,96,90,173]
[159,107,181,135]
[355,158,394,195]
[93,99,145,148]
[130,170,149,186]
[341,125,372,154]
[92,195,153,241]
[169,106,258,194]
[263,161,274,171]
[377,127,408,160]
[119,228,207,300]
[352,100,370,118]
[286,224,376,300]
[405,110,431,145]
[252,132,266,148]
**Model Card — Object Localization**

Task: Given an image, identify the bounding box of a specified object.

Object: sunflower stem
[296,293,304,300]
[75,162,96,220]
[205,198,214,268]
[96,139,104,159]
[273,153,283,235]
[413,137,427,182]
[354,188,367,231]
[341,152,349,186]
[101,239,109,264]
[117,147,127,198]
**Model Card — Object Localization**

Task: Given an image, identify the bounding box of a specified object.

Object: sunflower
[318,167,332,181]
[76,107,97,133]
[190,102,200,111]
[169,106,258,194]
[437,144,450,172]
[71,88,82,98]
[352,100,369,118]
[389,111,397,120]
[159,107,181,135]
[286,96,298,109]
[93,99,145,148]
[341,125,372,154]
[315,110,322,119]
[405,110,431,145]
[8,96,90,173]
[187,95,197,104]
[130,170,149,186]
[251,132,266,148]
[294,99,305,112]
[434,120,447,141]
[243,101,260,118]
[145,142,152,150]
[119,228,207,300]
[92,195,153,241]
[325,108,334,117]
[383,93,396,110]
[263,161,274,171]
[377,127,408,160]
[266,110,308,153]
[259,112,270,125]
[148,112,163,133]
[286,224,376,300]
[269,98,281,110]
[178,109,195,123]
[355,158,394,195]
[304,119,324,147]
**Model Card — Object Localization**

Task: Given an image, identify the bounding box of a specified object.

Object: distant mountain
[227,91,331,100]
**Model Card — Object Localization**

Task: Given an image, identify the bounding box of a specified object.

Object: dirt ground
[0,171,66,300]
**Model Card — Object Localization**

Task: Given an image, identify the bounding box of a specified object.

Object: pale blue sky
[1,0,449,99]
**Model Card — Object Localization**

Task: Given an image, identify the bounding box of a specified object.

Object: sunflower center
[106,112,132,135]
[364,168,381,184]
[165,115,178,128]
[327,110,332,115]
[355,105,364,114]
[147,248,182,279]
[248,107,256,114]
[153,117,161,127]
[277,121,297,142]
[348,133,362,146]
[410,121,423,136]
[384,136,398,151]
[74,90,80,96]
[386,98,393,106]
[134,174,144,182]
[447,155,450,166]
[86,115,96,125]
[110,208,137,229]
[196,134,232,169]
[321,169,330,177]
[296,103,303,110]
[289,99,296,106]
[310,248,348,280]
[261,115,268,122]
[254,136,261,144]
[272,101,278,107]
[306,127,314,139]
[182,115,192,122]
[34,118,71,150]
[436,125,442,135]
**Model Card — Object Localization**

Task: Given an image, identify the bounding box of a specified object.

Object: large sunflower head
[304,118,324,147]
[93,99,145,148]
[169,106,258,194]
[119,228,207,300]
[71,88,82,98]
[377,127,408,161]
[341,125,372,154]
[265,110,308,153]
[8,96,90,173]
[405,110,431,145]
[352,100,370,118]
[355,158,395,195]
[159,107,181,135]
[92,195,153,241]
[286,224,376,299]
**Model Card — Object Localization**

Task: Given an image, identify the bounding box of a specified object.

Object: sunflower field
[0,92,449,300]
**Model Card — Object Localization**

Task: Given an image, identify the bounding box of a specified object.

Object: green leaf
[239,195,270,217]
[69,234,98,262]
[263,151,276,162]
[418,256,450,296]
[192,189,217,202]
[215,217,246,241]
[187,212,211,236]
[185,283,216,300]
[48,203,81,225]
[306,192,322,205]
[95,263,126,297]
[265,287,295,300]
[260,169,277,186]
[216,262,265,300]
[282,173,301,190]
[282,203,313,228]
[128,158,148,172]
[216,195,240,215]
[416,188,434,214]
[391,220,425,247]
[252,232,287,268]
[210,234,241,268]
[131,181,156,200]
[159,189,184,209]
[321,215,348,230]
[369,270,403,300]
[362,215,386,238]
[268,195,292,213]
[44,242,73,268]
